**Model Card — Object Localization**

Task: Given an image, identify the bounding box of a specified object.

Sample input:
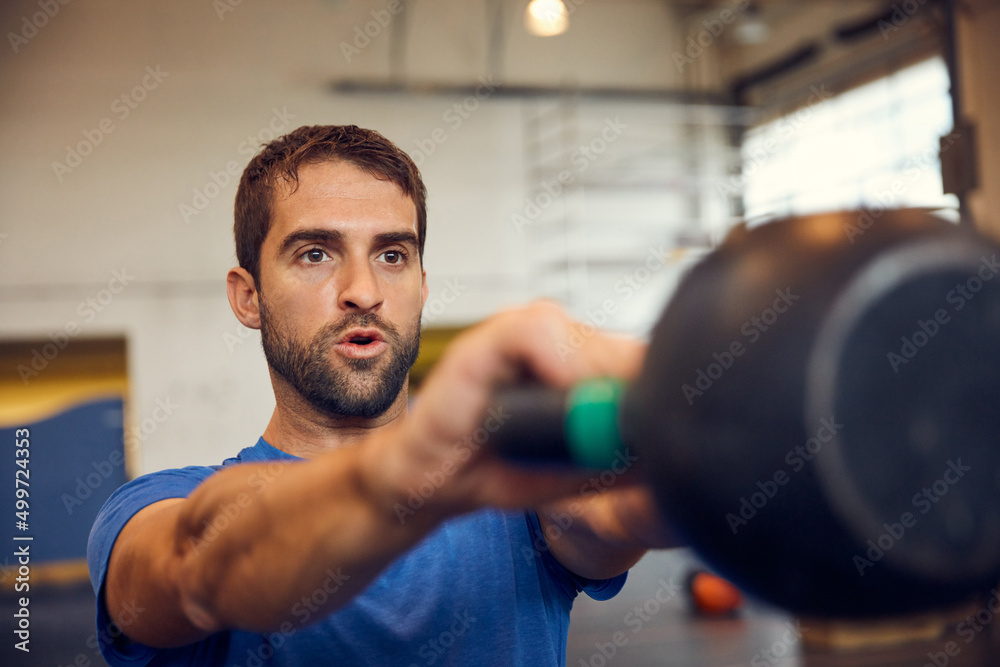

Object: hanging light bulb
[525,0,569,37]
[733,3,770,45]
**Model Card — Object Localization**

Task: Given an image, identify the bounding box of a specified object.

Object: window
[740,57,957,222]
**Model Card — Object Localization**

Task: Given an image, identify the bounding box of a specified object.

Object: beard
[258,293,421,419]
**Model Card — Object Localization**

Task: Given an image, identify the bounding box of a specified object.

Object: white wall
[0,0,729,472]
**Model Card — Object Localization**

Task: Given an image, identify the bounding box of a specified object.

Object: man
[88,125,667,665]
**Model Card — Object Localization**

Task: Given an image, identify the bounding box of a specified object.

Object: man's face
[255,160,427,419]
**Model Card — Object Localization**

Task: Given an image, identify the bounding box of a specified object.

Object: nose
[337,256,383,313]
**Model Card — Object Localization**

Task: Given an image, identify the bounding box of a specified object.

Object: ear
[227,267,261,330]
[420,269,429,309]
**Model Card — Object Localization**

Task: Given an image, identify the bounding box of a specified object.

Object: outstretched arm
[103,301,630,647]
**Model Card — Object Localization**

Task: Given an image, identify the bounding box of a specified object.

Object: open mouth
[334,329,386,359]
[349,336,375,345]
[339,329,384,347]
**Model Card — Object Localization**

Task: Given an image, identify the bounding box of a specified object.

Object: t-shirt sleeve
[86,466,219,666]
[526,511,628,602]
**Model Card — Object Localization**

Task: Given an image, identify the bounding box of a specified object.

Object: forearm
[538,483,677,581]
[106,424,448,647]
[173,433,441,635]
[537,496,646,581]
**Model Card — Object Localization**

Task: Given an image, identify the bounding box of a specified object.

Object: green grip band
[564,378,626,469]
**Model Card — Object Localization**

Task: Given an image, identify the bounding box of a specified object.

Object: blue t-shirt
[88,437,627,666]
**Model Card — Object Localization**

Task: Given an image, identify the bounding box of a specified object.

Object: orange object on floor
[688,571,743,615]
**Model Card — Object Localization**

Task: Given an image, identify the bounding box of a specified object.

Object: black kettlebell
[496,208,1000,618]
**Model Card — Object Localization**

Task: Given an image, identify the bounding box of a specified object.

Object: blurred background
[0,0,998,664]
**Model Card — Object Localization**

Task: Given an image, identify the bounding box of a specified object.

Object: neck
[261,373,410,459]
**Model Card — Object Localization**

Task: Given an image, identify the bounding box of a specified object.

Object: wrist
[354,424,455,534]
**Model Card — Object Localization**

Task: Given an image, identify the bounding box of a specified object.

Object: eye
[379,249,407,265]
[303,248,329,263]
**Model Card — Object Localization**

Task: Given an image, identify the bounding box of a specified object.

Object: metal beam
[328,79,733,106]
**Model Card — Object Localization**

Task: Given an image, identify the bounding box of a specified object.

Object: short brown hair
[234,125,427,284]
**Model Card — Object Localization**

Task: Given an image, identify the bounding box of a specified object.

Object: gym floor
[8,549,999,665]
[568,549,1000,666]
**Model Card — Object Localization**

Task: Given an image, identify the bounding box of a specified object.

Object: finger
[486,300,647,389]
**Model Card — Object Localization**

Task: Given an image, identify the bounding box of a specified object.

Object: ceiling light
[525,0,569,37]
[733,4,770,45]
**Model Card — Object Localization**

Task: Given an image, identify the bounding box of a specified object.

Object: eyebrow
[373,230,420,250]
[279,229,342,256]
[278,228,419,256]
